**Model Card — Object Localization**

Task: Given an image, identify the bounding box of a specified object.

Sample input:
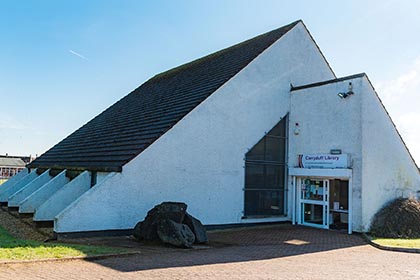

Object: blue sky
[1,0,420,163]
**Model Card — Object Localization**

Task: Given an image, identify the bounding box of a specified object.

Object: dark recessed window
[244,117,287,217]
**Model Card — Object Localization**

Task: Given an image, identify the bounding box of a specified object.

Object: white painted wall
[0,169,38,202]
[289,77,364,231]
[8,169,52,207]
[55,172,118,230]
[34,171,90,221]
[289,75,420,232]
[97,172,110,185]
[360,76,420,231]
[19,170,69,214]
[54,22,335,233]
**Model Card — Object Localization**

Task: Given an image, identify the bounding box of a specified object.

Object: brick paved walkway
[1,224,420,279]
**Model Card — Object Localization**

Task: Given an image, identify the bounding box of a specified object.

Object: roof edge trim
[290,73,366,91]
[27,163,122,173]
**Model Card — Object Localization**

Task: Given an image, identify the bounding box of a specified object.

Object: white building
[0,156,26,185]
[1,20,419,237]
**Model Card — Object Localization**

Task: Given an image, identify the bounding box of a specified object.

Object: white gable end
[288,75,420,232]
[55,22,335,233]
[361,76,420,231]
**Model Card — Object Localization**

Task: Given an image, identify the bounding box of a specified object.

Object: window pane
[301,179,324,201]
[265,165,285,189]
[245,164,264,189]
[268,118,286,137]
[245,190,283,216]
[303,203,324,225]
[246,138,265,160]
[265,137,285,162]
[244,116,287,216]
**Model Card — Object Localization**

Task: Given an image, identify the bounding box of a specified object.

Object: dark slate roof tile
[28,20,300,172]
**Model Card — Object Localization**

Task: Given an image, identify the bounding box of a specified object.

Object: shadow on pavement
[78,224,367,272]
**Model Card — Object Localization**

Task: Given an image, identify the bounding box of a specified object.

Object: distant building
[0,156,26,181]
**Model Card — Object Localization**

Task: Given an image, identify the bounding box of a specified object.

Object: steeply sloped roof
[28,20,301,172]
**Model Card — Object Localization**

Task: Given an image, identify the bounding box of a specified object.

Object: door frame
[289,168,353,234]
[298,178,330,229]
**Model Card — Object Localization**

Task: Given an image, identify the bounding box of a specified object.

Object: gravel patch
[0,206,52,241]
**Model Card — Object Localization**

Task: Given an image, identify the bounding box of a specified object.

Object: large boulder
[183,213,208,244]
[133,220,160,241]
[133,202,187,241]
[370,197,420,238]
[133,201,209,247]
[157,218,195,248]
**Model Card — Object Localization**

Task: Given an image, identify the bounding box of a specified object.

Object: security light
[337,92,348,98]
[338,82,354,99]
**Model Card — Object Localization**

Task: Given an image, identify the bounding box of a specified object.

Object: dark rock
[155,202,188,223]
[133,221,143,240]
[133,220,159,241]
[183,213,208,243]
[157,218,195,248]
[133,202,188,241]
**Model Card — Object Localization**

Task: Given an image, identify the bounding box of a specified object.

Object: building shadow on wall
[83,224,367,273]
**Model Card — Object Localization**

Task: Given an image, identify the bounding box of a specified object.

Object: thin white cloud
[0,114,25,130]
[376,56,420,164]
[376,57,420,108]
[69,49,88,60]
[395,112,420,165]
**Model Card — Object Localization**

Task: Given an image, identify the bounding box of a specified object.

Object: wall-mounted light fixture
[337,82,354,99]
[293,122,300,135]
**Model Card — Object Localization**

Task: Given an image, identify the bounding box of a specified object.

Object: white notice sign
[298,154,349,169]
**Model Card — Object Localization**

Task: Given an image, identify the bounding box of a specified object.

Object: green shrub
[370,197,420,238]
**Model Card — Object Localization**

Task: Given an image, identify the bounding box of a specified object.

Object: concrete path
[1,225,420,279]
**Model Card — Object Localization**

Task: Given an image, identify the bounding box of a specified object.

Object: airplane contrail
[69,49,88,60]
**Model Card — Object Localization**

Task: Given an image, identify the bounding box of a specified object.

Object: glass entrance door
[299,178,329,229]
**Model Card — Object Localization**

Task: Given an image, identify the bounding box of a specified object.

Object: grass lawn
[0,226,128,261]
[371,237,420,249]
